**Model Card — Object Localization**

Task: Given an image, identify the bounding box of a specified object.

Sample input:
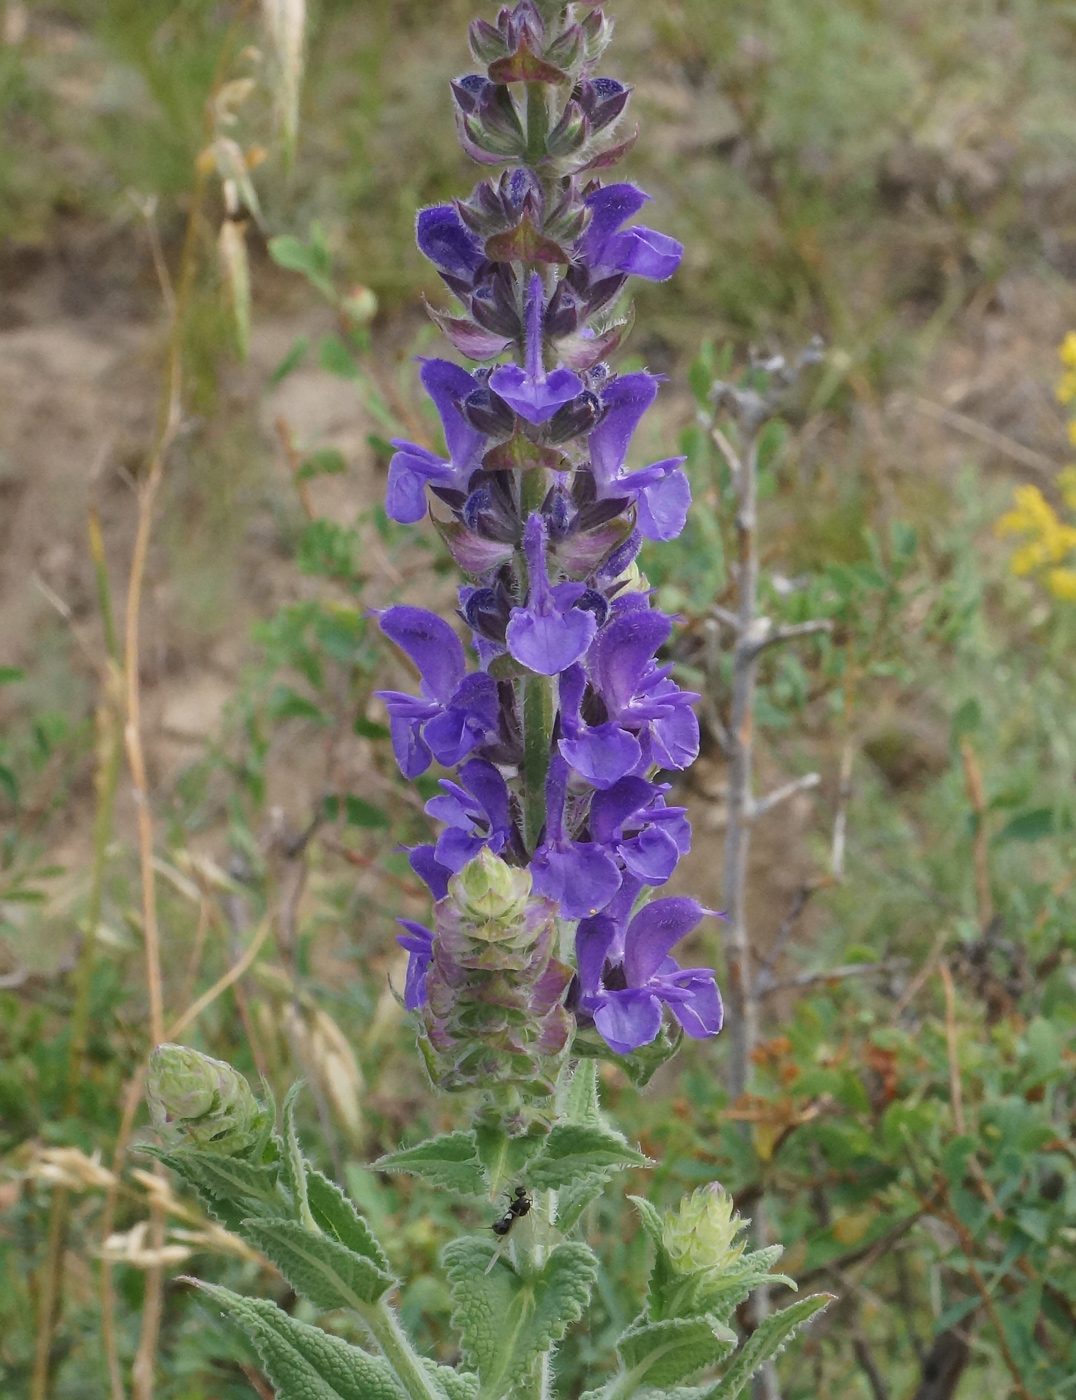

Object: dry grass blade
[260,0,306,166]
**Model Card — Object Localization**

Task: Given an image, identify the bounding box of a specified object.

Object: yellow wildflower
[1058,371,1076,407]
[1048,568,1076,600]
[1061,332,1076,369]
[1059,466,1076,512]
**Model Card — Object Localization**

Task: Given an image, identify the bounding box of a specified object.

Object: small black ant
[492,1186,532,1237]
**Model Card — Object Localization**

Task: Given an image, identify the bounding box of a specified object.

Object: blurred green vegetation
[2,0,1076,1397]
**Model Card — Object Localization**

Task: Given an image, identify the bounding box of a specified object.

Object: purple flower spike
[397,920,435,1010]
[506,514,598,676]
[489,274,583,424]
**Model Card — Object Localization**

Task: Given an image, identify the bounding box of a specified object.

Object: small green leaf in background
[343,796,390,829]
[319,335,360,380]
[271,333,310,385]
[0,667,24,685]
[994,807,1056,844]
[354,717,391,740]
[268,685,328,724]
[269,230,335,300]
[298,448,348,480]
[950,697,982,744]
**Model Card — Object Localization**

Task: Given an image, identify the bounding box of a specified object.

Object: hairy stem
[358,1300,443,1400]
[523,677,553,854]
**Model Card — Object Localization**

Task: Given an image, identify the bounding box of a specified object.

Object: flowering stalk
[379,0,723,1096]
[147,9,831,1400]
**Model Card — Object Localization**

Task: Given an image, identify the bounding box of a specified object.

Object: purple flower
[385,360,487,523]
[376,607,499,776]
[489,274,584,424]
[587,373,692,541]
[417,204,486,288]
[397,920,434,1010]
[506,514,598,676]
[586,609,701,771]
[530,755,622,919]
[424,758,515,872]
[408,845,453,902]
[589,776,687,886]
[576,897,722,1053]
[557,664,642,789]
[580,184,684,283]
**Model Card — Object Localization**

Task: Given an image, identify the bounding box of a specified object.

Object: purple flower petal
[618,825,680,883]
[649,702,700,770]
[581,183,651,266]
[588,609,672,717]
[575,912,619,994]
[378,606,467,703]
[386,441,456,523]
[559,723,642,789]
[623,459,691,541]
[603,226,683,281]
[589,373,660,491]
[396,920,434,1010]
[387,714,432,778]
[531,842,622,920]
[416,204,485,278]
[623,897,709,986]
[459,757,511,833]
[507,606,597,676]
[487,363,585,424]
[489,274,584,424]
[589,776,659,844]
[419,359,486,469]
[663,970,724,1038]
[408,845,452,901]
[593,988,663,1054]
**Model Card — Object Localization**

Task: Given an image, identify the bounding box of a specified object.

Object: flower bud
[146,1043,265,1155]
[662,1184,747,1275]
[450,848,532,931]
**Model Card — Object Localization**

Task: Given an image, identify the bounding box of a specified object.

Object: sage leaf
[242,1218,395,1310]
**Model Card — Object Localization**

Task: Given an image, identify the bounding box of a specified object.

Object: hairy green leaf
[703,1295,832,1400]
[141,1145,282,1232]
[526,1124,649,1192]
[617,1316,737,1389]
[242,1218,395,1310]
[474,1122,546,1198]
[443,1236,597,1398]
[562,1061,602,1128]
[423,1362,479,1400]
[375,1133,487,1198]
[193,1281,405,1400]
[307,1170,392,1274]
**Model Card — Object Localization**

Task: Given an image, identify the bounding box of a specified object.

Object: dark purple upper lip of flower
[489,274,584,425]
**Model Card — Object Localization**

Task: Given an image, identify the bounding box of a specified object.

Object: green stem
[358,1300,443,1400]
[525,81,551,166]
[522,676,553,854]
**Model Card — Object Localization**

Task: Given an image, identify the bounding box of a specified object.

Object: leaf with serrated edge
[444,1236,597,1398]
[617,1317,737,1389]
[282,1082,313,1225]
[703,1296,832,1400]
[307,1170,392,1275]
[474,1123,546,1198]
[423,1362,479,1400]
[242,1218,394,1309]
[562,1061,603,1128]
[193,1281,405,1400]
[555,1168,614,1232]
[526,1124,648,1192]
[376,1133,487,1198]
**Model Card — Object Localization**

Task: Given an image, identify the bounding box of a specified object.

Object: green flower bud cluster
[421,851,573,1097]
[662,1183,748,1277]
[146,1043,268,1156]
